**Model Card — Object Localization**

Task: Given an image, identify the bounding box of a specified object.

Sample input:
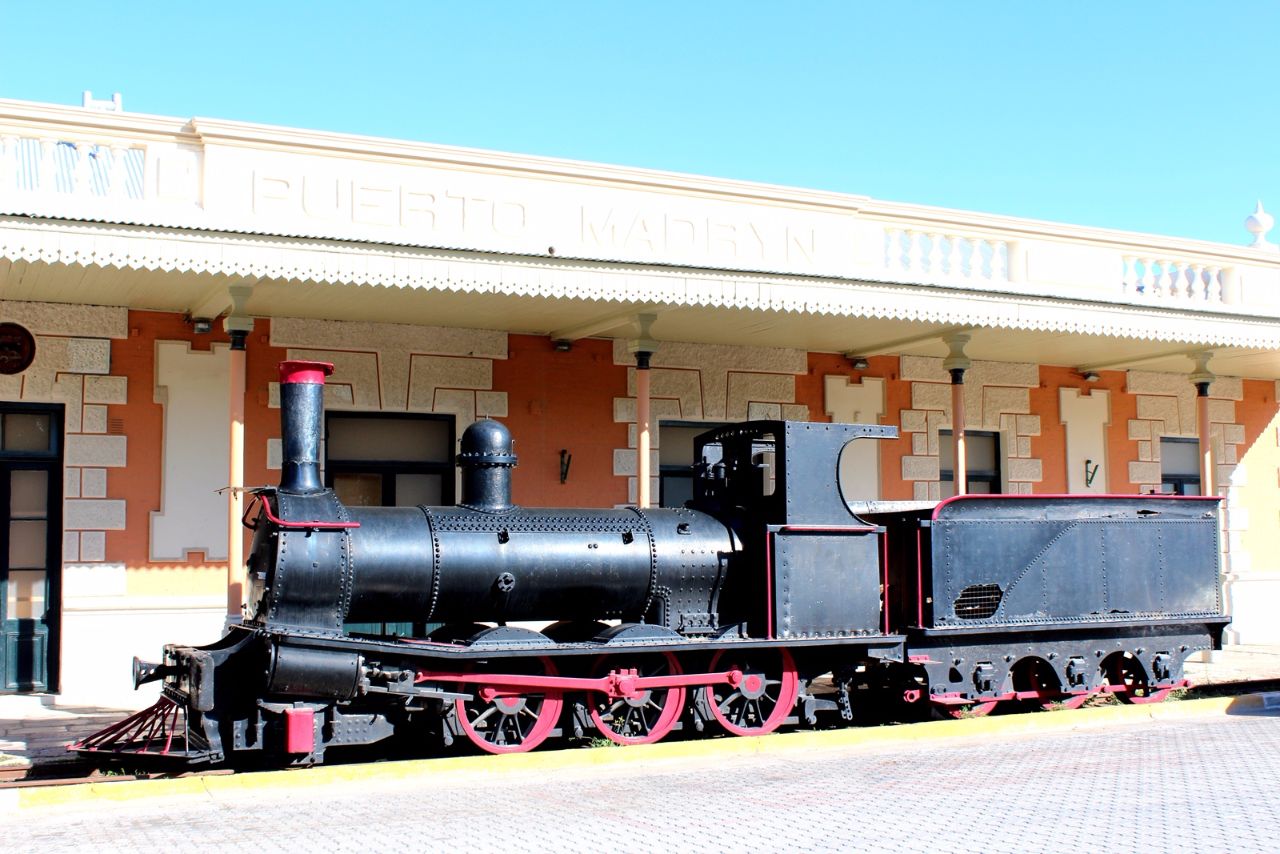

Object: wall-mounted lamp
[553,339,572,352]
[189,316,213,334]
[1081,371,1100,383]
[846,355,869,371]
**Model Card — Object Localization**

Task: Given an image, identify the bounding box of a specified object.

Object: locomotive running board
[272,631,909,661]
[909,616,1231,637]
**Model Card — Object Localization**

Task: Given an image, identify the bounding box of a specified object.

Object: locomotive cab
[690,421,898,639]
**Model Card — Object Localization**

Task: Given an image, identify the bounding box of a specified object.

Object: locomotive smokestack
[458,420,517,511]
[278,360,334,495]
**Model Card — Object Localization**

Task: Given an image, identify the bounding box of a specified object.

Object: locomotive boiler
[251,362,738,636]
[76,359,1229,767]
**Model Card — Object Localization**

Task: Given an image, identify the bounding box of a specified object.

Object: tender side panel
[930,496,1222,628]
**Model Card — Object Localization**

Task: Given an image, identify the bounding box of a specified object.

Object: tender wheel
[702,647,799,736]
[590,653,685,746]
[1010,658,1086,711]
[454,657,564,754]
[1107,655,1172,705]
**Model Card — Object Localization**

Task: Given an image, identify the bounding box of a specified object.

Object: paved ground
[1185,643,1280,684]
[4,707,1277,853]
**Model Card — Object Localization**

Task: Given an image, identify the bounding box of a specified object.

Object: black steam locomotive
[77,360,1229,765]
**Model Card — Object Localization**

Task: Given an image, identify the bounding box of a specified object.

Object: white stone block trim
[899,357,1042,492]
[1124,369,1243,495]
[261,318,511,495]
[0,302,132,565]
[151,340,231,561]
[610,339,811,504]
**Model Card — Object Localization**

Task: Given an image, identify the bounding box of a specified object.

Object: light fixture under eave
[1081,371,1100,383]
[846,355,869,371]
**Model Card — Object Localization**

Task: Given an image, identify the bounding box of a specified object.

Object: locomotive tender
[78,360,1229,765]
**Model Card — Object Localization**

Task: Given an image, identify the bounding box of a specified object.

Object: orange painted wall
[1101,370,1141,493]
[800,353,913,500]
[1031,366,1075,493]
[107,313,1271,597]
[108,312,287,597]
[110,312,225,595]
[1236,379,1280,562]
[1237,379,1279,449]
[1028,366,1137,494]
[243,325,289,500]
[494,334,629,508]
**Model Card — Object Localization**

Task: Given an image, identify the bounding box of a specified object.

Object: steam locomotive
[77,360,1229,765]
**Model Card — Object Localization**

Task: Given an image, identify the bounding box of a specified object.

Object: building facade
[2,97,1279,707]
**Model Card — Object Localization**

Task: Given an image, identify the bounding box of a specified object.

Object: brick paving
[4,708,1278,853]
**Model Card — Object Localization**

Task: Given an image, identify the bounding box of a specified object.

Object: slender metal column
[1196,388,1213,495]
[628,314,659,508]
[636,351,652,508]
[942,332,972,496]
[227,343,246,616]
[224,285,255,618]
[950,369,967,495]
[1190,351,1215,497]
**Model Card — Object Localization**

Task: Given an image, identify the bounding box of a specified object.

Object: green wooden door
[0,406,62,692]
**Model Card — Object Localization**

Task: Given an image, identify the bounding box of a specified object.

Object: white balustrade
[1122,255,1228,304]
[883,228,1011,283]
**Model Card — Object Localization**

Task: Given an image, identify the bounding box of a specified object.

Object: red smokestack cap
[279,360,334,385]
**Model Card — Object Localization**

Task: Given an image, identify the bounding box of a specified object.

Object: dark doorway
[0,404,63,692]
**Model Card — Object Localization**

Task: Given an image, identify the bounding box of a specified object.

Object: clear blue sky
[2,2,1276,245]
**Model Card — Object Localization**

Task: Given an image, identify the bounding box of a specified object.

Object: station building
[1,95,1278,707]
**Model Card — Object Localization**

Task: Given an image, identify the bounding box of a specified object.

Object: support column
[950,370,967,495]
[1190,351,1215,496]
[942,332,972,495]
[636,351,652,507]
[227,345,246,616]
[224,285,255,617]
[629,314,659,508]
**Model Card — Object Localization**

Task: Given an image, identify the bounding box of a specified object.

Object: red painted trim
[769,526,878,637]
[880,529,890,635]
[765,529,775,640]
[704,647,799,737]
[279,359,335,385]
[454,656,564,754]
[915,526,924,627]
[72,696,181,756]
[259,495,360,530]
[931,492,1221,521]
[284,707,315,754]
[417,667,746,698]
[589,652,685,745]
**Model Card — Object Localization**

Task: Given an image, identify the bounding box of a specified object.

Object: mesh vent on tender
[954,583,1003,620]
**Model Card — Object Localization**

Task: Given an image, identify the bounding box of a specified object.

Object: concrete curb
[3,692,1273,813]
